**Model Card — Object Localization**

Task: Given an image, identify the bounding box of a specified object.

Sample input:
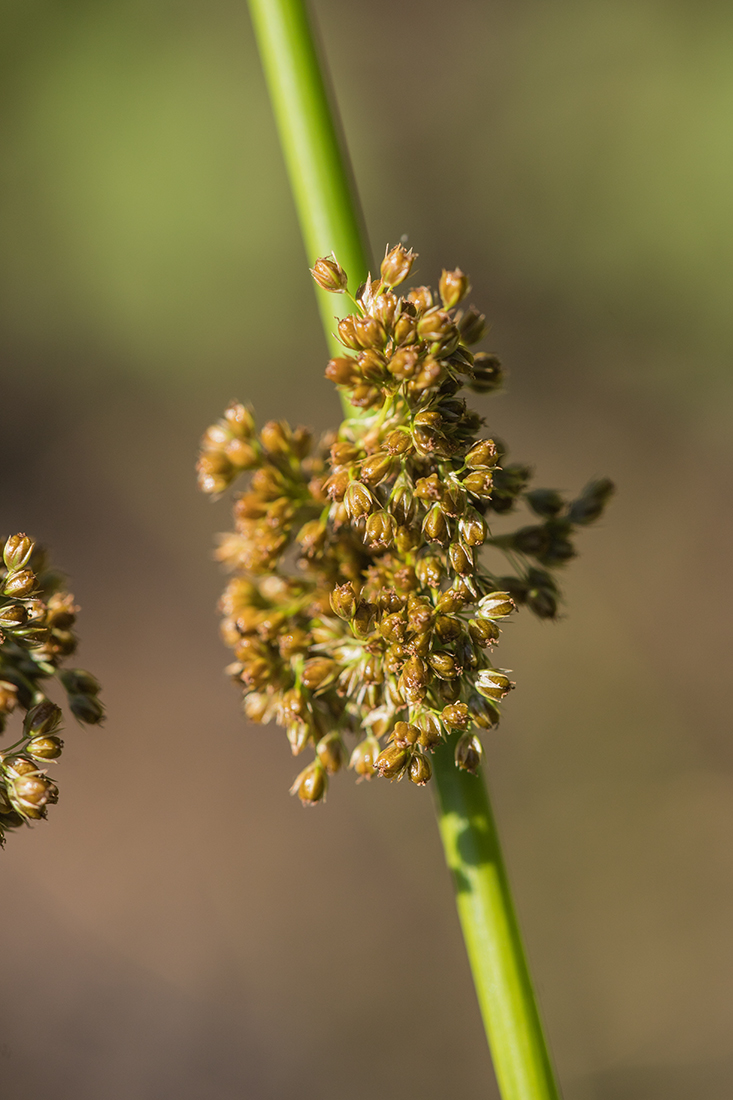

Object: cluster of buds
[198,246,613,805]
[0,534,103,845]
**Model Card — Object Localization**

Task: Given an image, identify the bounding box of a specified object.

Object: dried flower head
[0,534,104,845]
[198,249,613,803]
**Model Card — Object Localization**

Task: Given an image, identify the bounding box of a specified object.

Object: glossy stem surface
[433,740,561,1099]
[247,0,370,357]
[248,3,561,1096]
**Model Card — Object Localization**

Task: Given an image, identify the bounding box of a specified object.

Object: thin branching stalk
[246,1,562,1095]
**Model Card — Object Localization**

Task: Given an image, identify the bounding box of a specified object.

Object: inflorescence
[0,534,104,844]
[197,246,613,805]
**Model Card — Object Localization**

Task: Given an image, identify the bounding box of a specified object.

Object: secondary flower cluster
[0,534,104,845]
[198,246,613,804]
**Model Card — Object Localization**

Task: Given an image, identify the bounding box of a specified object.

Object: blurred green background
[2,1,732,1097]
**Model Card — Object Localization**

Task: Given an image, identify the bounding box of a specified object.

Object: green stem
[247,0,370,357]
[432,740,561,1099]
[247,2,562,1096]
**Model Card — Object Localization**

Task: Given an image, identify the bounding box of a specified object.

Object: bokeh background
[2,1,732,1096]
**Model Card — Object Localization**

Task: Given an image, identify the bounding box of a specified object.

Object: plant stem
[247,0,370,357]
[247,2,562,1096]
[432,739,561,1099]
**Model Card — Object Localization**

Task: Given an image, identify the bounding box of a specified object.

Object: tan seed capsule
[393,311,417,345]
[388,347,419,380]
[325,357,359,385]
[439,268,470,309]
[384,430,412,456]
[337,315,362,350]
[422,503,449,544]
[463,470,494,498]
[360,452,395,487]
[316,732,344,774]
[311,254,348,292]
[349,736,381,779]
[365,511,395,549]
[468,619,501,647]
[353,315,387,350]
[459,307,487,345]
[27,736,64,761]
[344,481,375,520]
[2,570,35,599]
[428,652,461,680]
[465,439,498,469]
[442,702,469,730]
[3,534,34,572]
[435,615,462,642]
[369,291,399,328]
[458,512,487,546]
[374,743,410,780]
[393,721,420,747]
[290,761,327,805]
[0,680,18,714]
[380,244,416,288]
[475,668,514,700]
[301,658,338,691]
[398,656,429,704]
[330,583,357,620]
[477,592,515,620]
[455,733,483,774]
[416,711,443,750]
[407,286,433,313]
[408,752,432,786]
[449,543,473,576]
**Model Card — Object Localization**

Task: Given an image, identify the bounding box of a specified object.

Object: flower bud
[3,534,34,572]
[435,614,461,642]
[325,357,359,385]
[380,244,415,288]
[384,430,412,456]
[369,291,399,328]
[0,604,27,629]
[353,315,387,350]
[475,668,514,700]
[408,751,432,786]
[324,469,350,501]
[422,503,449,544]
[365,511,395,549]
[352,601,376,637]
[27,736,64,761]
[344,481,375,520]
[407,286,433,313]
[414,473,442,501]
[465,439,498,469]
[455,733,483,774]
[350,736,380,779]
[525,488,564,518]
[428,652,460,680]
[380,611,407,644]
[477,592,515,620]
[388,347,419,380]
[374,743,410,780]
[415,555,444,589]
[69,693,105,724]
[388,484,416,527]
[2,570,35,598]
[59,669,101,696]
[259,420,292,456]
[290,761,327,805]
[330,583,357,620]
[301,658,339,691]
[398,656,429,704]
[449,543,473,576]
[23,701,62,738]
[458,512,487,546]
[337,315,362,350]
[224,401,255,437]
[439,268,470,309]
[358,348,388,381]
[316,732,344,774]
[360,452,396,487]
[468,618,500,647]
[417,309,454,343]
[416,711,443,750]
[310,254,348,292]
[458,308,487,345]
[442,702,470,730]
[393,721,420,747]
[462,470,493,498]
[393,311,417,345]
[350,384,383,409]
[407,595,434,634]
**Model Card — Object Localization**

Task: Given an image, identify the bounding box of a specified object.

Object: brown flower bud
[316,732,344,774]
[476,668,514,700]
[384,643,410,674]
[407,596,434,634]
[455,733,483,774]
[393,721,420,747]
[259,420,292,456]
[435,615,461,642]
[374,743,410,780]
[350,736,381,779]
[442,702,470,730]
[409,752,432,786]
[458,308,487,345]
[409,358,444,394]
[463,470,493,498]
[23,701,62,738]
[388,347,419,380]
[428,652,461,680]
[422,503,449,544]
[380,611,407,644]
[360,452,396,487]
[363,654,384,683]
[470,696,501,729]
[223,402,255,437]
[415,555,444,589]
[477,592,515,620]
[393,311,417,345]
[290,761,327,805]
[337,315,362,350]
[325,357,359,385]
[353,315,387,350]
[384,430,411,456]
[330,583,357,620]
[350,384,384,409]
[310,254,348,292]
[413,473,442,501]
[0,604,28,629]
[369,291,399,329]
[398,656,429,704]
[407,286,433,313]
[439,268,470,309]
[27,736,64,761]
[324,469,350,501]
[2,570,35,598]
[417,309,455,344]
[380,244,415,288]
[365,511,395,549]
[352,601,376,637]
[468,618,501,647]
[465,439,498,468]
[301,658,339,691]
[3,534,34,572]
[458,512,487,546]
[449,542,473,576]
[416,711,443,750]
[357,348,388,381]
[344,481,375,520]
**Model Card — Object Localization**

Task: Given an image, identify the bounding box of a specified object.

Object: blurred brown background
[1,0,732,1097]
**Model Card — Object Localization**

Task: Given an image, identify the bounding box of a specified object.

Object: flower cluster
[198,246,613,804]
[0,534,103,845]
